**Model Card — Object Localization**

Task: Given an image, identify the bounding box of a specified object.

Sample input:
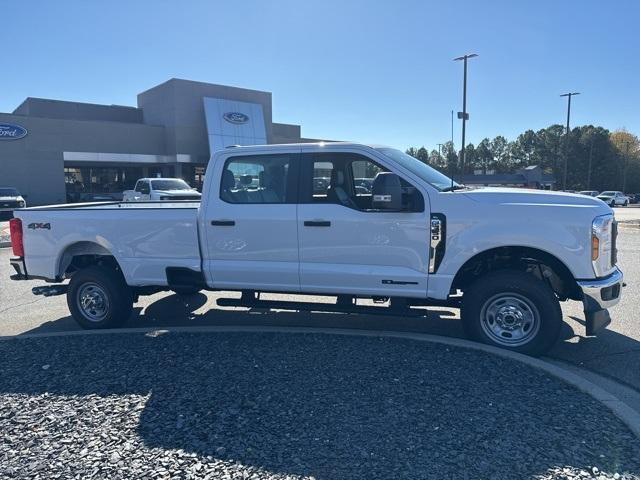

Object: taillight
[9,218,24,257]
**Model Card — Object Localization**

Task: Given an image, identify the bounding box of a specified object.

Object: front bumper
[577,267,624,335]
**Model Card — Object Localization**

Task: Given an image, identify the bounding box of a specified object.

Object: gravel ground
[0,332,639,479]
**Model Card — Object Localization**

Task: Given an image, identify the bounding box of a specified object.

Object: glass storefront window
[64,166,144,202]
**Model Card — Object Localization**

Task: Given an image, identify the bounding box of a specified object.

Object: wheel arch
[57,241,123,279]
[451,245,581,301]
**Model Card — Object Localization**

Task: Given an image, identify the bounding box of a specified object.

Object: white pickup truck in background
[8,142,624,355]
[122,178,201,202]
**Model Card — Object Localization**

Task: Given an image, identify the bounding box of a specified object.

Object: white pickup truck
[8,143,623,355]
[123,178,201,202]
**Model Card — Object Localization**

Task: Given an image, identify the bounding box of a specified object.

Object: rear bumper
[9,257,28,280]
[577,267,624,335]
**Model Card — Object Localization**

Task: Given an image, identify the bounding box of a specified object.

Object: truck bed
[15,201,202,285]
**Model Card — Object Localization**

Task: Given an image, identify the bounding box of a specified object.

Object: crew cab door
[202,150,301,291]
[297,149,431,298]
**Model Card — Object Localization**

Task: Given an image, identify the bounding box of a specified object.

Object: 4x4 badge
[27,222,51,230]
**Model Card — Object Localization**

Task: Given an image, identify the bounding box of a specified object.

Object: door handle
[211,220,235,226]
[304,220,331,227]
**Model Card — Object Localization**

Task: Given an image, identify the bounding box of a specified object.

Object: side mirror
[372,172,402,210]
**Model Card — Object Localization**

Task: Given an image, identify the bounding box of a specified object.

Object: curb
[3,325,640,439]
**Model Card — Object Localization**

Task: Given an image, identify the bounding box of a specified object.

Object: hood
[462,187,607,208]
[597,194,613,199]
[155,190,201,196]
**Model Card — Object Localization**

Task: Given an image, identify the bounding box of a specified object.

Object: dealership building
[0,78,322,205]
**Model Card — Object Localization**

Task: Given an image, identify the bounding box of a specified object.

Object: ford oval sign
[0,123,28,140]
[223,112,249,124]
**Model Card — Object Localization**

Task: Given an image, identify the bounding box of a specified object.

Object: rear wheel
[461,270,562,356]
[67,265,133,329]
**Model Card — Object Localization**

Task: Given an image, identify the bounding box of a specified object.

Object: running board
[216,296,454,317]
[32,285,68,297]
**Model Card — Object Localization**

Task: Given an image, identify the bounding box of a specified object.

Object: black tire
[67,265,133,329]
[461,270,562,356]
[172,286,202,296]
[610,201,616,208]
[624,201,628,207]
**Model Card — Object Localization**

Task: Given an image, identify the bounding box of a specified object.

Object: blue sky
[1,0,638,150]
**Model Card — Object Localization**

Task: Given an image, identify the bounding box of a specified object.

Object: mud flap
[585,308,611,336]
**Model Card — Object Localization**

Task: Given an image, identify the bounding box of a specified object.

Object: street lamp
[560,92,580,190]
[454,53,478,178]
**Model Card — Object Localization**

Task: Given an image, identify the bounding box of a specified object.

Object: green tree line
[407,125,640,192]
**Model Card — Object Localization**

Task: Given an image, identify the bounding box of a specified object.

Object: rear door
[202,149,301,291]
[297,149,431,298]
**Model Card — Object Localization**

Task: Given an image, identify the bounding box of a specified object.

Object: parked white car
[9,143,623,356]
[597,191,629,207]
[578,190,599,197]
[0,187,26,214]
[123,178,201,202]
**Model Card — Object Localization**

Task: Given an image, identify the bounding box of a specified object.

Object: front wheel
[67,265,133,329]
[461,270,562,356]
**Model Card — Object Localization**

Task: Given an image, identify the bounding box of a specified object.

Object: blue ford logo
[0,123,28,140]
[223,112,249,124]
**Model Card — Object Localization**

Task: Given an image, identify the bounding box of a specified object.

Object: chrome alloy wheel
[77,283,110,322]
[479,293,541,347]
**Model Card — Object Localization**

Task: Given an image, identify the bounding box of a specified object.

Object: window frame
[219,153,300,205]
[299,152,424,213]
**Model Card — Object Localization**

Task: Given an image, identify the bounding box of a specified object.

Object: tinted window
[221,154,291,204]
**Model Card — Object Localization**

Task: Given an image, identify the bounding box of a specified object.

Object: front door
[203,150,300,292]
[297,151,431,298]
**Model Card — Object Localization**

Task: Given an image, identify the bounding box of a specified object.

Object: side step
[32,285,68,297]
[216,294,452,317]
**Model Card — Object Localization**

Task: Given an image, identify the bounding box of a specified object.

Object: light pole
[454,53,478,178]
[560,92,580,190]
[620,140,631,192]
[587,137,593,190]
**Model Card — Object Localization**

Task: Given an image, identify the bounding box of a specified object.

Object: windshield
[151,179,192,191]
[374,147,459,191]
[600,191,616,196]
[0,188,19,196]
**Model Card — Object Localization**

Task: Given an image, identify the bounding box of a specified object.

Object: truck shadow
[22,291,466,339]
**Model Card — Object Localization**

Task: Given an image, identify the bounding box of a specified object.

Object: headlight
[592,214,615,276]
